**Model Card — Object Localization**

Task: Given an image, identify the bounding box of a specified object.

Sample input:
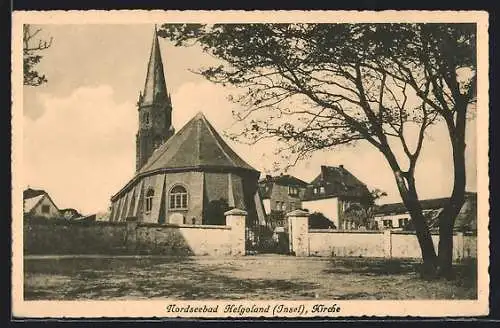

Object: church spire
[142,25,168,105]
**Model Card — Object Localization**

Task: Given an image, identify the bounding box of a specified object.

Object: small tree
[343,189,387,230]
[23,24,52,87]
[308,212,336,229]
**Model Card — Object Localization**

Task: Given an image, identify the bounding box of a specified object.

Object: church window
[145,188,154,214]
[170,185,188,210]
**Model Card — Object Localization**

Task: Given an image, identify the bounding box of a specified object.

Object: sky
[22,24,478,214]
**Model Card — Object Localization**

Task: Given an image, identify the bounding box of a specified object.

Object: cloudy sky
[22,24,477,214]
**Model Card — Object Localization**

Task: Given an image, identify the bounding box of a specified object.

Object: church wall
[164,171,204,225]
[204,172,229,204]
[230,174,246,210]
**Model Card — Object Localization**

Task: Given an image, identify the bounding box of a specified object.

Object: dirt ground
[23,255,477,300]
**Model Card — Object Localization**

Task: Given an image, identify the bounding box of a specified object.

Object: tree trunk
[393,170,438,275]
[437,101,467,279]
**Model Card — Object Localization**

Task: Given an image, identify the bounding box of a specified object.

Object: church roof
[112,112,258,201]
[141,26,169,106]
[138,112,257,174]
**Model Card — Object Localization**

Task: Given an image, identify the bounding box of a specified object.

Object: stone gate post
[225,208,247,256]
[125,216,138,251]
[286,209,310,257]
[383,229,392,258]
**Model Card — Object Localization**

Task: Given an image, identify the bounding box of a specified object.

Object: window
[145,189,154,214]
[281,202,287,211]
[276,201,282,210]
[320,186,325,194]
[383,219,393,228]
[313,187,318,195]
[170,185,188,210]
[398,218,409,228]
[41,205,50,214]
[144,112,150,125]
[288,186,299,196]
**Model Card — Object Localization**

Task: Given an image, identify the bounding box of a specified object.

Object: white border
[11,10,490,318]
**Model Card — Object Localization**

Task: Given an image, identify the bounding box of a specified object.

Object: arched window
[169,185,188,210]
[144,112,150,125]
[145,188,154,214]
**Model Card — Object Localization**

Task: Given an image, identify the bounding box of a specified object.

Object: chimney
[320,165,327,181]
[339,164,344,169]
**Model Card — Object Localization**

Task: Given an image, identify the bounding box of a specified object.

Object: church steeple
[142,25,169,106]
[136,26,175,171]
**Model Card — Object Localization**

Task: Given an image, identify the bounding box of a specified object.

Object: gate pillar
[286,209,310,256]
[225,208,247,256]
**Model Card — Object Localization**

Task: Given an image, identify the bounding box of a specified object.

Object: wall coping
[224,208,248,216]
[25,217,127,227]
[309,229,383,234]
[137,222,231,230]
[286,209,310,217]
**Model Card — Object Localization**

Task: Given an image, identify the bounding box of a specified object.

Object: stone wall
[24,217,128,254]
[24,210,246,256]
[305,228,477,260]
[308,230,385,257]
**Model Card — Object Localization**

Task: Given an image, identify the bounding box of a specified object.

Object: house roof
[258,174,308,199]
[23,188,60,215]
[23,188,46,200]
[302,165,370,201]
[23,194,45,214]
[374,192,478,216]
[112,112,259,200]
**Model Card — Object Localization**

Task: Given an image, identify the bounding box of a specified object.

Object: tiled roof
[138,112,257,174]
[302,165,370,201]
[23,188,46,200]
[374,192,477,216]
[258,174,308,199]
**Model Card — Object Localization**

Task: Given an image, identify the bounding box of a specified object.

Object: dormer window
[313,187,318,195]
[320,186,325,194]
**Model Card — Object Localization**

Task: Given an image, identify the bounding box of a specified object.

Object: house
[258,174,308,228]
[23,188,60,219]
[301,165,371,229]
[109,28,266,227]
[373,192,477,231]
[60,208,82,220]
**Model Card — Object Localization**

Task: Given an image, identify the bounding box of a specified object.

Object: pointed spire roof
[142,26,168,105]
[138,112,257,174]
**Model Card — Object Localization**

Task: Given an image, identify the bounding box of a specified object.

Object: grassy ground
[23,255,477,300]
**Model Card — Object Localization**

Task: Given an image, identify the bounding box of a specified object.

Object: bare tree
[160,23,476,277]
[23,24,52,86]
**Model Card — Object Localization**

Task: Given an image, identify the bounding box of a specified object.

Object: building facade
[301,165,371,229]
[258,174,308,228]
[373,192,477,231]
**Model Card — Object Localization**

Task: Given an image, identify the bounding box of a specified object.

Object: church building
[109,28,266,227]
